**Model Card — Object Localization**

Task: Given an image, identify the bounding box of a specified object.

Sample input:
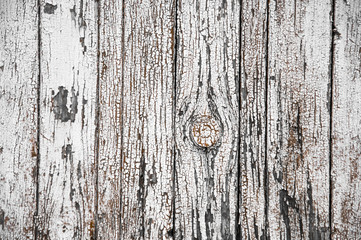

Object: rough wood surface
[2,0,361,239]
[174,0,240,238]
[97,0,123,238]
[36,0,97,238]
[120,0,175,238]
[239,0,268,239]
[332,0,361,238]
[98,0,176,238]
[0,1,38,238]
[267,0,332,239]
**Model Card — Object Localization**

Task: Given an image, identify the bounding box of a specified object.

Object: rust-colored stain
[31,142,37,157]
[89,220,95,239]
[191,115,221,147]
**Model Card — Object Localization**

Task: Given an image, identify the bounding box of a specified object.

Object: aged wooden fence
[1,0,360,239]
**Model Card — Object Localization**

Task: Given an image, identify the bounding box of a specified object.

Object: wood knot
[191,115,221,148]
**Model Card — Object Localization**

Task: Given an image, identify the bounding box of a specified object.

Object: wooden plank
[120,0,175,238]
[36,0,97,238]
[97,0,123,238]
[98,0,176,238]
[239,0,268,239]
[267,0,332,239]
[332,0,361,238]
[174,0,240,238]
[0,0,38,238]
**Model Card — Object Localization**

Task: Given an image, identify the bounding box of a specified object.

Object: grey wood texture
[36,0,98,239]
[267,0,332,239]
[331,0,361,238]
[0,0,38,239]
[0,0,360,239]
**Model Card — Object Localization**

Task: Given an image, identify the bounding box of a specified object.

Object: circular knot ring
[191,115,221,148]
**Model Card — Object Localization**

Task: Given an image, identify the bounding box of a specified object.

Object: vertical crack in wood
[34,0,42,238]
[172,0,179,238]
[236,0,242,239]
[329,0,336,238]
[94,0,101,239]
[119,0,125,238]
[264,0,270,239]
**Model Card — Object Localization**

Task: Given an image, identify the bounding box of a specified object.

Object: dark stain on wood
[61,144,73,161]
[307,173,328,239]
[44,3,57,14]
[273,166,283,184]
[89,219,96,240]
[70,5,76,21]
[52,86,78,122]
[31,140,37,157]
[279,189,299,240]
[81,97,87,129]
[0,209,4,230]
[137,151,146,238]
[221,183,232,240]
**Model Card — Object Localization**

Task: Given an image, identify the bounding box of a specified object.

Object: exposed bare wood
[239,0,268,239]
[174,0,240,238]
[36,0,97,238]
[0,0,38,238]
[267,0,332,239]
[332,0,361,238]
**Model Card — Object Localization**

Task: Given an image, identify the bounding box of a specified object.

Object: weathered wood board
[1,0,361,239]
[332,0,361,238]
[36,0,98,238]
[174,0,240,238]
[0,0,38,239]
[267,0,332,239]
[121,0,175,238]
[239,0,268,239]
[98,0,175,239]
[97,0,123,238]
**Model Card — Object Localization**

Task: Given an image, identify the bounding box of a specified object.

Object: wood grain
[97,0,123,238]
[36,0,97,238]
[267,0,332,239]
[332,0,361,238]
[2,0,361,239]
[98,0,176,238]
[239,0,268,239]
[174,0,240,238]
[0,0,38,238]
[120,0,175,238]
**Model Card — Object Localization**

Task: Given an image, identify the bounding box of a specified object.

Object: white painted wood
[2,0,361,238]
[97,0,123,238]
[0,0,38,238]
[36,0,97,238]
[175,0,240,238]
[332,0,361,238]
[120,0,175,238]
[98,0,175,238]
[267,0,332,239]
[239,0,268,239]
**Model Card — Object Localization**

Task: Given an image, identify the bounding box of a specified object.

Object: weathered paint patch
[61,144,73,161]
[221,191,231,240]
[52,86,78,122]
[70,5,77,21]
[0,209,4,230]
[44,3,57,14]
[306,175,325,239]
[279,189,299,240]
